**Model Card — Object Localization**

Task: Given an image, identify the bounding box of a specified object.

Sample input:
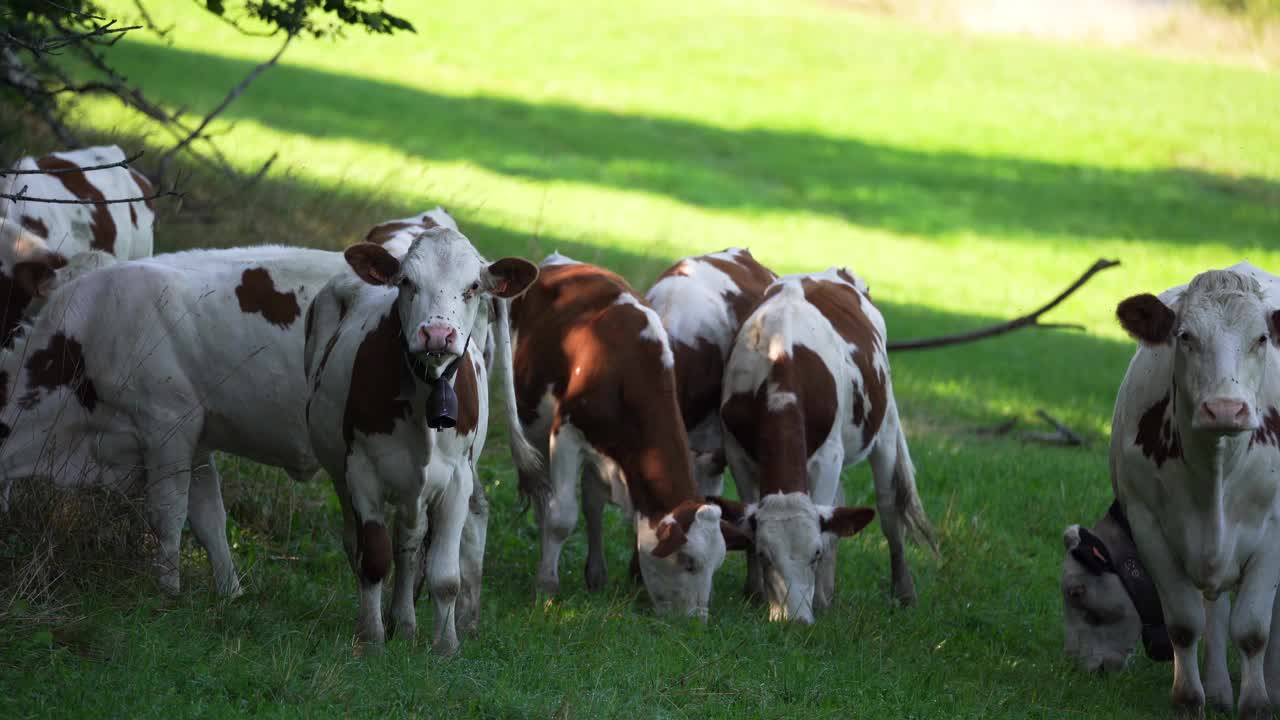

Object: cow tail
[893,423,939,556]
[493,297,544,483]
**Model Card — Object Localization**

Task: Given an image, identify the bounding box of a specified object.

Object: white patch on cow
[542,252,579,267]
[646,252,742,353]
[634,503,727,620]
[614,293,674,368]
[766,382,797,412]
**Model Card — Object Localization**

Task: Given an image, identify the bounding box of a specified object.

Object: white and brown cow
[646,247,777,497]
[1112,261,1280,719]
[712,268,937,624]
[0,245,345,597]
[510,254,745,619]
[0,146,155,345]
[304,228,537,655]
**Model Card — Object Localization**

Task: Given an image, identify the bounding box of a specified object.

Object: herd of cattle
[2,146,1279,718]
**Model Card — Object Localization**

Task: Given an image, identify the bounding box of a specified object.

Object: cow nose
[419,324,457,352]
[1067,584,1086,601]
[1197,398,1251,431]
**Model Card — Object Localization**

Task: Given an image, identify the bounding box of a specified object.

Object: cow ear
[1116,293,1175,346]
[345,243,401,286]
[1069,527,1114,575]
[484,257,539,298]
[651,519,688,559]
[720,519,752,551]
[1270,310,1280,347]
[13,252,68,299]
[820,506,875,538]
[706,495,748,524]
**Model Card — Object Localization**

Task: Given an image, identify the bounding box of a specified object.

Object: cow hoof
[433,636,459,657]
[1171,694,1205,720]
[1238,693,1270,720]
[891,573,917,607]
[1204,683,1232,714]
[535,576,560,598]
[394,621,417,644]
[354,638,385,658]
[585,561,607,592]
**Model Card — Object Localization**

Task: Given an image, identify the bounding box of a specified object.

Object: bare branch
[886,258,1121,351]
[1034,409,1085,446]
[192,0,279,38]
[0,151,144,177]
[156,31,293,177]
[131,0,174,39]
[2,183,181,206]
[40,0,106,21]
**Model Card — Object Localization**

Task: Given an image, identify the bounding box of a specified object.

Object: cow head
[0,222,68,343]
[634,502,739,620]
[1060,524,1145,673]
[712,492,874,624]
[1117,270,1280,434]
[344,228,538,380]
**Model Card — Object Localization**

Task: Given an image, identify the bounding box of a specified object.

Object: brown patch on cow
[128,204,137,228]
[721,344,837,494]
[701,249,778,325]
[801,278,887,446]
[235,267,301,329]
[835,268,858,287]
[365,216,438,245]
[1135,391,1182,467]
[19,216,48,238]
[649,499,704,557]
[511,262,697,519]
[654,260,695,282]
[24,332,97,412]
[1251,407,1280,450]
[343,307,411,449]
[671,337,723,431]
[357,520,392,584]
[303,299,316,342]
[453,347,479,437]
[35,155,116,253]
[311,300,349,394]
[128,169,155,211]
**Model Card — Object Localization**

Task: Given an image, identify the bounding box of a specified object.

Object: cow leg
[388,494,430,646]
[143,446,195,595]
[725,434,764,603]
[1231,550,1280,719]
[457,473,489,637]
[425,470,469,656]
[868,426,913,605]
[341,458,390,651]
[186,455,241,598]
[1267,588,1280,709]
[583,463,608,592]
[535,424,583,597]
[1203,596,1234,713]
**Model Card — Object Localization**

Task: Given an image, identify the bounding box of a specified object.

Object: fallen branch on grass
[973,410,1085,447]
[886,258,1121,351]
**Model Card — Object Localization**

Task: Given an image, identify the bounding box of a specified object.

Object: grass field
[3,1,1280,717]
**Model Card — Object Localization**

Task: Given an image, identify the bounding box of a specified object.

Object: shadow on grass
[99,39,1280,252]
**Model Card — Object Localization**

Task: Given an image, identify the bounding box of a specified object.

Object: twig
[155,32,293,178]
[131,0,173,39]
[2,183,181,205]
[40,0,106,21]
[0,152,143,176]
[886,258,1121,351]
[1034,409,1084,446]
[974,418,1018,436]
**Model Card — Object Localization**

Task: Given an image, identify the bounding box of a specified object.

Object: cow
[1061,500,1178,673]
[0,146,156,346]
[711,268,937,624]
[645,247,777,497]
[304,227,538,655]
[0,245,347,598]
[1112,261,1280,719]
[509,253,745,619]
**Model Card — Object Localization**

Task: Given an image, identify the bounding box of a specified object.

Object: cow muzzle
[1193,397,1256,433]
[418,323,459,354]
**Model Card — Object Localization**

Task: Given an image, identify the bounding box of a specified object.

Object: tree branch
[0,151,144,176]
[886,258,1121,351]
[3,183,181,205]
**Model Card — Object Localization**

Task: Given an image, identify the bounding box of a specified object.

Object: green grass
[3,0,1280,717]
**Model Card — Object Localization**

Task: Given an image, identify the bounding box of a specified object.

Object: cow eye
[1258,334,1269,348]
[678,553,697,573]
[398,277,413,290]
[811,548,822,565]
[1178,330,1195,345]
[1083,610,1103,627]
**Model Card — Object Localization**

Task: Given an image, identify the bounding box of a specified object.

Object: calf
[713,268,937,624]
[0,245,345,597]
[0,146,155,345]
[510,254,742,619]
[646,247,777,496]
[1113,261,1280,719]
[304,228,537,654]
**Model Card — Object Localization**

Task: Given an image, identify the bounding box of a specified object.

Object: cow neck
[622,389,700,523]
[1099,501,1169,659]
[399,322,471,432]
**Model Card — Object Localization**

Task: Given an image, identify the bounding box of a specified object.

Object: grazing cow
[0,245,346,597]
[1061,501,1178,673]
[510,254,744,619]
[304,228,538,654]
[1113,261,1280,718]
[0,146,156,345]
[712,268,937,624]
[646,248,777,497]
